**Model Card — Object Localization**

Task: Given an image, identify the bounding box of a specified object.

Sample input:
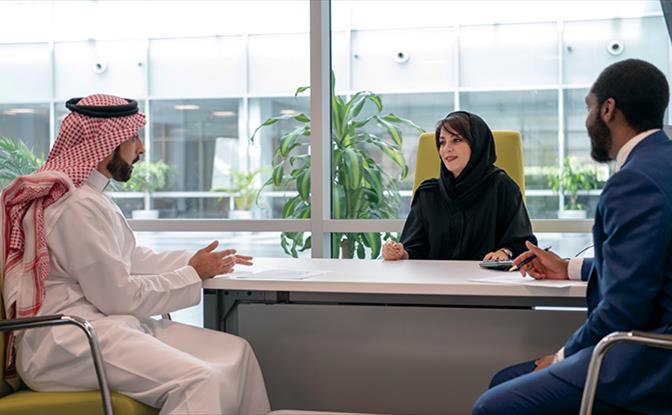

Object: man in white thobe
[2,94,270,414]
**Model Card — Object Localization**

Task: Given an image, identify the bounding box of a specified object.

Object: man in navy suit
[472,59,672,415]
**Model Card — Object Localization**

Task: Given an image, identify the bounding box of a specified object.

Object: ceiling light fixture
[212,111,236,117]
[173,104,200,111]
[3,108,36,115]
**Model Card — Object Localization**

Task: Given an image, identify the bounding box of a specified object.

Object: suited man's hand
[513,241,569,280]
[533,354,555,372]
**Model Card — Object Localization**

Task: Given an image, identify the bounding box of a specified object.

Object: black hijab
[435,111,503,209]
[401,111,536,260]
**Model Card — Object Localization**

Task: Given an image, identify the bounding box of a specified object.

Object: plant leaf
[342,148,362,190]
[295,85,310,96]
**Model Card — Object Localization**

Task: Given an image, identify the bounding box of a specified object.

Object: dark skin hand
[512,241,569,280]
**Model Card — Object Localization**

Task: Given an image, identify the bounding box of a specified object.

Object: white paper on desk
[472,275,586,288]
[228,269,328,280]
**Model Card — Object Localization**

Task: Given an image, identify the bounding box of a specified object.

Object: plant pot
[557,209,587,219]
[132,209,159,219]
[229,210,253,220]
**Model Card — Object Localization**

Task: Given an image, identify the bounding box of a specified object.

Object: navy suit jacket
[550,131,672,414]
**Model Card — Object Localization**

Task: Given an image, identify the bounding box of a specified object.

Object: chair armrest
[0,314,114,415]
[579,331,672,415]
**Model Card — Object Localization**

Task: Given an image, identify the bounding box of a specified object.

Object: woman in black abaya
[383,111,537,261]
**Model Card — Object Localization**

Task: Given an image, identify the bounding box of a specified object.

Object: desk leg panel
[237,303,584,415]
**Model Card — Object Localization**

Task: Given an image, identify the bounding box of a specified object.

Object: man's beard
[588,114,612,163]
[108,148,139,182]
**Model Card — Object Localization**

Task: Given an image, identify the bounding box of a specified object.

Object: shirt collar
[86,169,111,192]
[614,129,660,172]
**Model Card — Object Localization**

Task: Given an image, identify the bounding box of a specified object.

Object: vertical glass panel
[248,33,310,95]
[149,36,245,98]
[460,22,558,88]
[332,31,350,95]
[460,90,558,193]
[0,43,51,103]
[0,103,50,158]
[562,88,610,219]
[563,16,669,85]
[249,96,310,220]
[351,27,456,93]
[150,99,240,198]
[0,103,50,190]
[53,40,146,101]
[564,88,592,162]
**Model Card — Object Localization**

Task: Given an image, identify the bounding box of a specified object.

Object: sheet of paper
[226,269,328,280]
[472,274,586,288]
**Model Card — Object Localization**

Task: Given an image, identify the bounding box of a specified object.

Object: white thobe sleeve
[131,246,193,275]
[48,202,202,318]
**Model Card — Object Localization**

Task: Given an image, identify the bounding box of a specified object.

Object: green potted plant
[213,168,262,219]
[0,136,43,190]
[251,72,423,258]
[117,160,171,219]
[548,157,600,219]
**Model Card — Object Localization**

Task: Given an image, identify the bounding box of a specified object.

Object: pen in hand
[508,246,552,272]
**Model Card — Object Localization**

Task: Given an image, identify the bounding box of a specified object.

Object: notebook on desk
[478,259,514,271]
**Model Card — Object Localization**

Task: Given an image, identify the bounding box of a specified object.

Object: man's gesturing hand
[188,240,254,280]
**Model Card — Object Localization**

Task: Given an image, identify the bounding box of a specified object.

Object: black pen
[508,246,552,272]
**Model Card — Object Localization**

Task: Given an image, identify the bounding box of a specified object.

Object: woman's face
[438,126,471,178]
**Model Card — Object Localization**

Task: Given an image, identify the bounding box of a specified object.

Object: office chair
[579,330,672,415]
[412,131,526,201]
[0,288,157,415]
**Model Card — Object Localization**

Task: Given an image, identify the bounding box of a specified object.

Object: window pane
[248,33,310,95]
[0,103,50,190]
[351,27,456,92]
[149,36,245,98]
[150,99,240,202]
[249,96,310,219]
[53,40,146,102]
[460,90,559,194]
[460,22,558,88]
[0,43,50,103]
[0,103,50,158]
[563,16,669,85]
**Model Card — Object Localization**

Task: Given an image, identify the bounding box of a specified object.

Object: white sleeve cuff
[175,265,202,285]
[552,347,565,364]
[567,258,584,281]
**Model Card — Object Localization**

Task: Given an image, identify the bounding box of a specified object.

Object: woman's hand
[483,249,510,262]
[382,241,409,261]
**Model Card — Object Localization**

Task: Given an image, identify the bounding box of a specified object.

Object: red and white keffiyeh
[1,94,145,378]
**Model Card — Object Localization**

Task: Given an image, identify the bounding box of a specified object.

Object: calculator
[478,259,514,271]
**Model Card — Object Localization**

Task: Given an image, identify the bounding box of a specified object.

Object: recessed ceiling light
[212,111,236,117]
[3,108,36,115]
[173,104,200,110]
[280,109,297,116]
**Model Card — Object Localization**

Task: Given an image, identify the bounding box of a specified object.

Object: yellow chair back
[412,131,526,201]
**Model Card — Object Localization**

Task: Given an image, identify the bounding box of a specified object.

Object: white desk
[203,258,587,415]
